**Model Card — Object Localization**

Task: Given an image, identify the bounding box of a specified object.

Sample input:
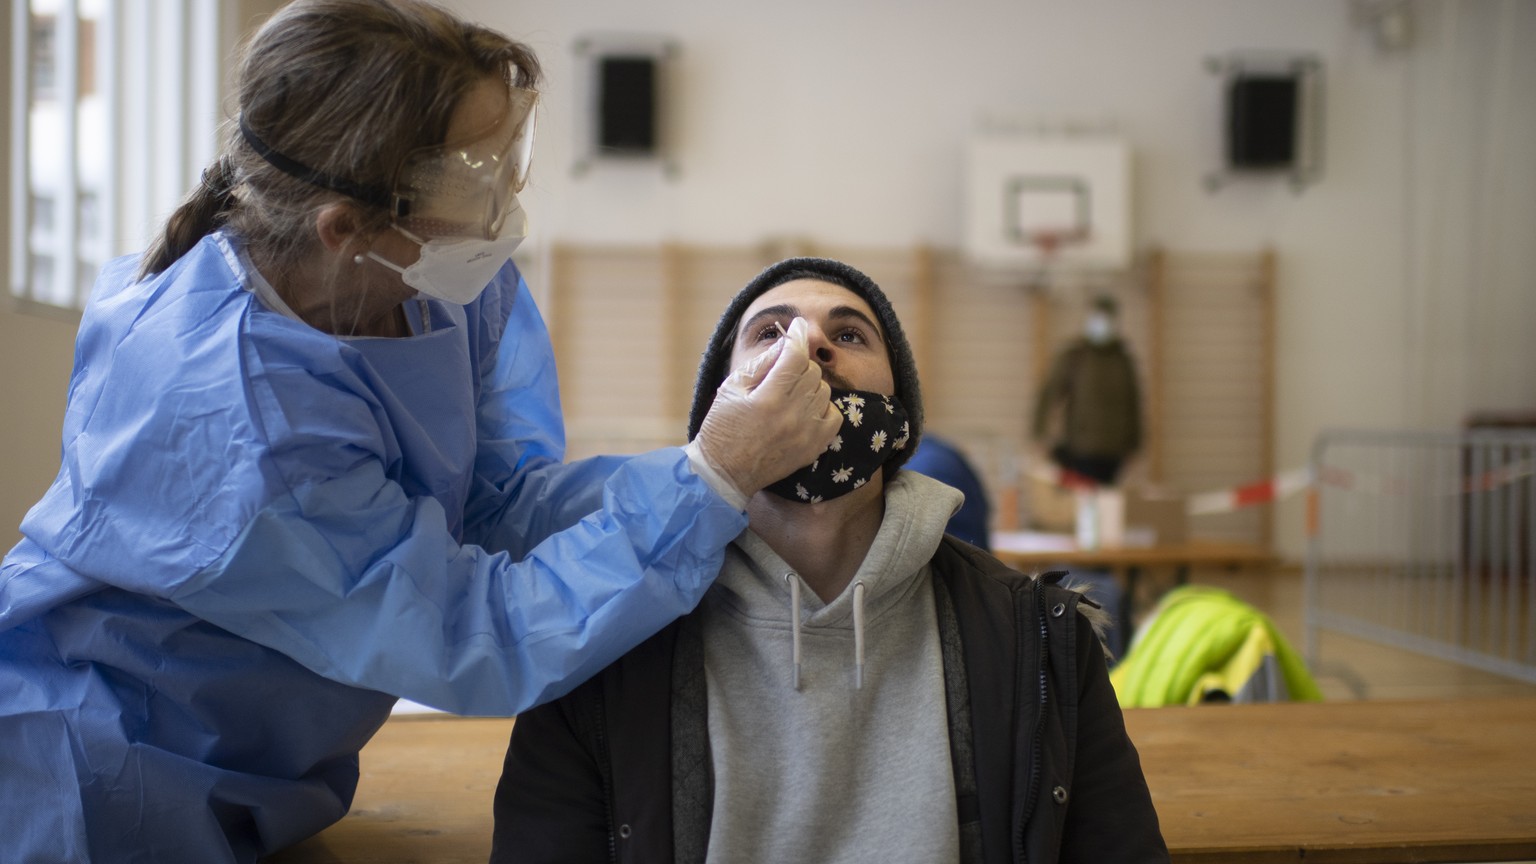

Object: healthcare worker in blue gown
[0,2,842,861]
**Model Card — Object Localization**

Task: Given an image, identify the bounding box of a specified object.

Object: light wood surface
[990,532,1274,572]
[263,715,514,864]
[267,698,1536,863]
[990,531,1274,637]
[1126,698,1536,863]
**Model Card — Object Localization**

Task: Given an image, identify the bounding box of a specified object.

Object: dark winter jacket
[1033,338,1143,460]
[491,537,1168,864]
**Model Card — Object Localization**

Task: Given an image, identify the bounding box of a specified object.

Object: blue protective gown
[0,230,748,862]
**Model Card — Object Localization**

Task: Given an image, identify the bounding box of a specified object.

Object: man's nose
[805,325,836,365]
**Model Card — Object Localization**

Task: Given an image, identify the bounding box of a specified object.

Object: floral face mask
[764,387,911,504]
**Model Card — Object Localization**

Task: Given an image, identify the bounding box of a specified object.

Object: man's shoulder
[931,538,1112,665]
[929,537,1042,632]
[533,616,685,718]
[932,536,1037,589]
[931,538,1099,630]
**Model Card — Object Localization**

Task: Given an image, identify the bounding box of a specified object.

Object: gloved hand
[692,317,842,500]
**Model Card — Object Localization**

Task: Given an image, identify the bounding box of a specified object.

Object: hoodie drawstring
[784,573,802,690]
[853,580,867,690]
[784,573,868,691]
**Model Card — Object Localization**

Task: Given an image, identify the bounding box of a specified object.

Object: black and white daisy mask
[764,386,911,504]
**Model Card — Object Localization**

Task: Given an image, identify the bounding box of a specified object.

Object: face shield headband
[237,87,538,241]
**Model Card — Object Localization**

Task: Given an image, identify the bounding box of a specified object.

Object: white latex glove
[691,317,842,501]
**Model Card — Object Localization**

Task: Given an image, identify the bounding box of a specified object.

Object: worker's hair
[137,0,540,281]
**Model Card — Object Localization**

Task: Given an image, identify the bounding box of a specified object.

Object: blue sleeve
[461,274,626,558]
[170,446,745,716]
[165,263,747,717]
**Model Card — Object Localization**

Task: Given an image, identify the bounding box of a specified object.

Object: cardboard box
[1024,474,1077,533]
[1124,487,1188,546]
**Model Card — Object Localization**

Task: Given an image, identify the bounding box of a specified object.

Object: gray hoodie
[701,471,965,863]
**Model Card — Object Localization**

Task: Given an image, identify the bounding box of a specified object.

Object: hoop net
[1025,229,1084,289]
[1032,231,1064,264]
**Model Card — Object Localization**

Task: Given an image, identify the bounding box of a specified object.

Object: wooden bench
[264,714,513,863]
[268,698,1536,863]
[1125,697,1536,863]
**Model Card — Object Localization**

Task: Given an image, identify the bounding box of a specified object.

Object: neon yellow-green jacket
[1110,585,1322,707]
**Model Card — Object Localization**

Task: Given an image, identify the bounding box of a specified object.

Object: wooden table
[263,714,515,864]
[1126,697,1536,863]
[990,531,1274,573]
[990,531,1275,638]
[267,698,1536,864]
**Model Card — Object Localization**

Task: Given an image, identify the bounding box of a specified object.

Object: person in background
[906,433,993,550]
[0,2,839,861]
[1032,293,1142,486]
[1029,294,1140,658]
[491,258,1168,864]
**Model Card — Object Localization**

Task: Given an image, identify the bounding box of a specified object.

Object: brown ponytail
[137,157,237,279]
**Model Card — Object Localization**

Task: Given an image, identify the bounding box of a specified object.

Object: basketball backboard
[964,135,1131,273]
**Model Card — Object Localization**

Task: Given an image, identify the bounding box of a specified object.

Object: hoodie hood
[707,471,962,688]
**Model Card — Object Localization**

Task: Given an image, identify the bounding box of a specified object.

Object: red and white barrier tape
[1024,463,1315,515]
[1023,462,1103,491]
[1306,459,1532,497]
[1026,456,1533,518]
[1186,467,1313,515]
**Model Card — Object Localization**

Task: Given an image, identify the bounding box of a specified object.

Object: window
[5,0,229,310]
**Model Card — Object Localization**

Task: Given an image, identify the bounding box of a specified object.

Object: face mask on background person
[1085,312,1114,344]
[764,387,911,504]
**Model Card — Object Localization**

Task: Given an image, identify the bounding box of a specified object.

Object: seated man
[490,258,1168,864]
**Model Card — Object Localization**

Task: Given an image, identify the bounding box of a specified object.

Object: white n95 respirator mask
[366,200,526,305]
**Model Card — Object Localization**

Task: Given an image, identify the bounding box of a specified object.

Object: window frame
[4,0,236,313]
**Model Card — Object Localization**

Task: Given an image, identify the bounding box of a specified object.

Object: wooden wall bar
[537,243,1276,546]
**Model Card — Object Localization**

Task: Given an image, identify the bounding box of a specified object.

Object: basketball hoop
[1024,228,1085,291]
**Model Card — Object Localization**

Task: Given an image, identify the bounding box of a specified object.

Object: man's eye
[756,324,784,341]
[836,329,865,344]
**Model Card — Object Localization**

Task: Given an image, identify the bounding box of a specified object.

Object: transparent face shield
[391,87,538,241]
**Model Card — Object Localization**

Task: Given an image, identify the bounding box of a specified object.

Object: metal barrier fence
[1305,429,1536,686]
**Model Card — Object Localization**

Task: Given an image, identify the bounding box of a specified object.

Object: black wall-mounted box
[1226,75,1298,170]
[597,56,658,156]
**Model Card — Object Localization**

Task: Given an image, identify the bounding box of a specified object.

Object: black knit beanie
[686,257,923,480]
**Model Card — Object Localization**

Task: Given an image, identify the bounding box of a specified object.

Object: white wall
[454,0,1536,557]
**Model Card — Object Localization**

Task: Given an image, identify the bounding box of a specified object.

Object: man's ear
[314,202,366,255]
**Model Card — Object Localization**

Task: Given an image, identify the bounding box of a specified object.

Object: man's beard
[821,368,855,391]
